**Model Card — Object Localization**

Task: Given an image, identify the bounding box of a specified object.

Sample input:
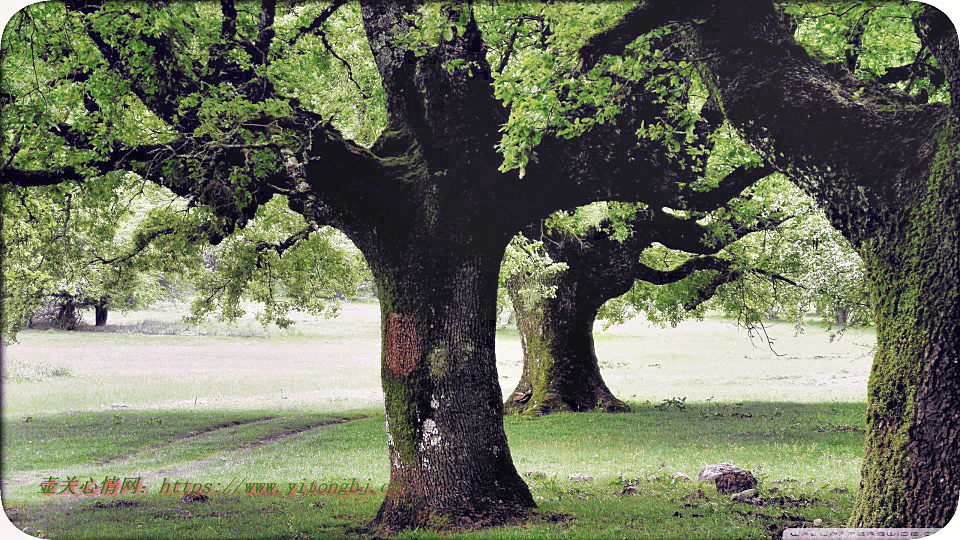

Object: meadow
[2,300,876,539]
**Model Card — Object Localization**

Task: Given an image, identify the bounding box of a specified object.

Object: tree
[1,176,177,335]
[500,186,796,416]
[578,0,959,527]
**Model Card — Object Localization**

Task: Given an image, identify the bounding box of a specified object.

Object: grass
[2,300,876,539]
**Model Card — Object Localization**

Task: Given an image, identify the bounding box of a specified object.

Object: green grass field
[2,301,876,539]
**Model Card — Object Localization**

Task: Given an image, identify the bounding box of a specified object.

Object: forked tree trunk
[368,245,535,531]
[505,272,629,415]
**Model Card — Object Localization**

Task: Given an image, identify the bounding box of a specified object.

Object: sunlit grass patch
[2,359,73,382]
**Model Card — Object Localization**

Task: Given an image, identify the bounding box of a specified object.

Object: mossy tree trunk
[852,122,960,526]
[505,270,629,415]
[579,0,960,525]
[505,198,779,416]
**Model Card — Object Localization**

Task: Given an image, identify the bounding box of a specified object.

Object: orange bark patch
[385,313,418,377]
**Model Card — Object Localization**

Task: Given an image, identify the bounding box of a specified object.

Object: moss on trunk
[851,120,960,527]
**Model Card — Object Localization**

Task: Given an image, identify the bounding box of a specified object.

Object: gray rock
[698,463,758,495]
[731,488,757,502]
[697,462,749,481]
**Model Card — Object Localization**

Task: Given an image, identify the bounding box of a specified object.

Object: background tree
[578,0,959,527]
[1,177,180,335]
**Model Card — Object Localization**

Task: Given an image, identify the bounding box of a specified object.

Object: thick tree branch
[290,0,350,46]
[360,1,505,171]
[578,0,711,71]
[677,163,775,212]
[661,0,952,248]
[633,254,731,285]
[1,168,85,187]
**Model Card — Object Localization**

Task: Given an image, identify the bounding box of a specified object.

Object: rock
[674,472,692,482]
[716,471,758,494]
[697,462,748,481]
[698,463,758,495]
[730,488,757,502]
[813,518,823,525]
[568,473,593,483]
[524,470,547,479]
[618,485,639,495]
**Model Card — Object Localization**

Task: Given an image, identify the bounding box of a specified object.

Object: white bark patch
[418,418,442,451]
[385,416,394,448]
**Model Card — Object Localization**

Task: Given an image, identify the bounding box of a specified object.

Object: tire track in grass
[94,415,280,465]
[1,415,279,490]
[118,414,374,489]
[2,414,364,491]
[231,417,354,452]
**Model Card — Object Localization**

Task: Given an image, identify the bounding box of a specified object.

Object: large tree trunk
[505,272,629,415]
[368,245,535,531]
[649,0,960,526]
[850,122,960,527]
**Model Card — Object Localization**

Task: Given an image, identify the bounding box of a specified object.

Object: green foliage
[1,2,378,338]
[185,195,368,329]
[783,1,946,103]
[497,235,567,326]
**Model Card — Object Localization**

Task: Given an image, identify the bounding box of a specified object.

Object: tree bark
[364,240,535,530]
[851,122,960,527]
[94,304,108,326]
